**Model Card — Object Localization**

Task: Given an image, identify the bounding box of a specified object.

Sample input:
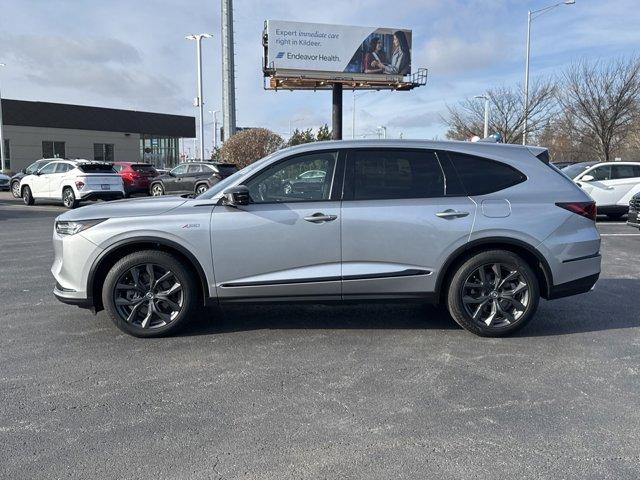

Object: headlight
[55,218,107,236]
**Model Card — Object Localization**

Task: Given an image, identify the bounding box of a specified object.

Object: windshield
[561,163,592,179]
[196,153,280,199]
[27,160,49,174]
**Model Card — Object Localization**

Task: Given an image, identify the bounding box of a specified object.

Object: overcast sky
[1,0,639,151]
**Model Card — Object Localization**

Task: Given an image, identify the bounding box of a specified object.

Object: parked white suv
[21,159,124,208]
[562,161,640,219]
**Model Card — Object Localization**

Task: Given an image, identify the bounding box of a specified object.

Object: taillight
[75,180,85,190]
[556,201,597,221]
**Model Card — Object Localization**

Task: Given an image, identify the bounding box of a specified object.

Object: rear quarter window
[78,164,116,174]
[447,152,526,196]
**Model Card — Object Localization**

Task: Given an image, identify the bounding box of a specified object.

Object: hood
[57,196,188,222]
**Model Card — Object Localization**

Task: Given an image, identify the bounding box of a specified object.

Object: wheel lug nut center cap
[489,291,499,299]
[145,292,154,299]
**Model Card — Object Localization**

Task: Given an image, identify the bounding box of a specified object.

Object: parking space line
[600,233,640,236]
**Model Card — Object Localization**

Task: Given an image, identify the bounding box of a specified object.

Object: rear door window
[446,152,526,196]
[131,164,156,173]
[349,149,445,200]
[611,164,640,180]
[78,163,116,174]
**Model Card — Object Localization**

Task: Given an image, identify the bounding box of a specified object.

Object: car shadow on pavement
[179,278,640,337]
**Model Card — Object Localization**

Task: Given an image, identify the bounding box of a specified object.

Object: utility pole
[186,34,212,161]
[221,0,237,141]
[0,63,6,172]
[209,110,218,151]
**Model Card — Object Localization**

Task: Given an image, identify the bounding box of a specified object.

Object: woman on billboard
[363,37,387,74]
[379,31,410,75]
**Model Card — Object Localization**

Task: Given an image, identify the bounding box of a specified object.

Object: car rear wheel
[151,183,164,196]
[195,183,208,195]
[22,186,35,205]
[62,187,78,209]
[102,250,198,337]
[446,250,539,337]
[11,181,21,198]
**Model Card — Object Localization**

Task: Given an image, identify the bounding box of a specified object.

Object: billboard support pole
[331,83,342,140]
[222,0,237,141]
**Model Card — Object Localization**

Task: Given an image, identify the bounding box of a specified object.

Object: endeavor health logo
[276,51,285,59]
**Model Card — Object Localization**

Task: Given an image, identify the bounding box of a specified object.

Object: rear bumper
[547,272,600,300]
[79,191,124,201]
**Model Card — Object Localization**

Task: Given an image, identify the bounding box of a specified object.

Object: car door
[211,150,342,300]
[164,164,188,194]
[340,148,476,298]
[183,164,205,192]
[30,161,58,197]
[607,164,640,205]
[578,165,618,206]
[50,162,71,199]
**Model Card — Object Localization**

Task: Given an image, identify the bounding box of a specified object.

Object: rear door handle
[304,212,338,223]
[436,209,470,219]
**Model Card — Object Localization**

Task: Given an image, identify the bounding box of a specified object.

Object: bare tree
[444,80,557,144]
[559,58,640,162]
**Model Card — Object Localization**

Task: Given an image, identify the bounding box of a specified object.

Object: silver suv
[52,140,601,338]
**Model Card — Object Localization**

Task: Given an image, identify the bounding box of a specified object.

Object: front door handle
[605,186,615,190]
[436,209,470,219]
[304,212,338,223]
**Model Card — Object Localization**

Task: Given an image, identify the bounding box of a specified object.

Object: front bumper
[53,285,94,309]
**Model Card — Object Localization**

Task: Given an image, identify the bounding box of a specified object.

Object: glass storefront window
[140,135,180,168]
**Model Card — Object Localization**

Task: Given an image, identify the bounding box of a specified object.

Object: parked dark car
[10,159,54,198]
[112,161,158,197]
[628,192,640,230]
[149,162,238,196]
[0,173,10,191]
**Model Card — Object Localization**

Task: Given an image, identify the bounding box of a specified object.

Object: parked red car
[112,162,159,197]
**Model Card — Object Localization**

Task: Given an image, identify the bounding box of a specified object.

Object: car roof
[271,138,548,159]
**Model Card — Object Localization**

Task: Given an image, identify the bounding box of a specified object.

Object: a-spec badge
[181,223,201,229]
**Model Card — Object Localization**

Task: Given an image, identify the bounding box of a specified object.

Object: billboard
[265,20,412,79]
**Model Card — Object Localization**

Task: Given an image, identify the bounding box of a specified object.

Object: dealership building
[1,99,195,172]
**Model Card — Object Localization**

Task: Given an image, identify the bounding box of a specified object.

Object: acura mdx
[52,140,601,337]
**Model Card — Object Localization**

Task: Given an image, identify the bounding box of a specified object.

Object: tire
[151,183,164,196]
[62,187,78,209]
[11,181,21,198]
[446,250,540,337]
[22,185,35,206]
[195,183,209,195]
[102,250,198,338]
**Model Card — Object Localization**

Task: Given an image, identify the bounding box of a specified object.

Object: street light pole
[523,0,575,145]
[352,90,375,139]
[0,63,6,172]
[186,34,212,160]
[377,125,387,139]
[474,95,489,138]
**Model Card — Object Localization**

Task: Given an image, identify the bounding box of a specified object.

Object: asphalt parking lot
[1,192,639,479]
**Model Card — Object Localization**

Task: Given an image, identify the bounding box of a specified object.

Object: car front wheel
[446,250,539,337]
[11,181,21,198]
[102,250,198,337]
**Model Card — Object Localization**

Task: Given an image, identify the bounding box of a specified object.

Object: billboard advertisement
[265,20,412,78]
